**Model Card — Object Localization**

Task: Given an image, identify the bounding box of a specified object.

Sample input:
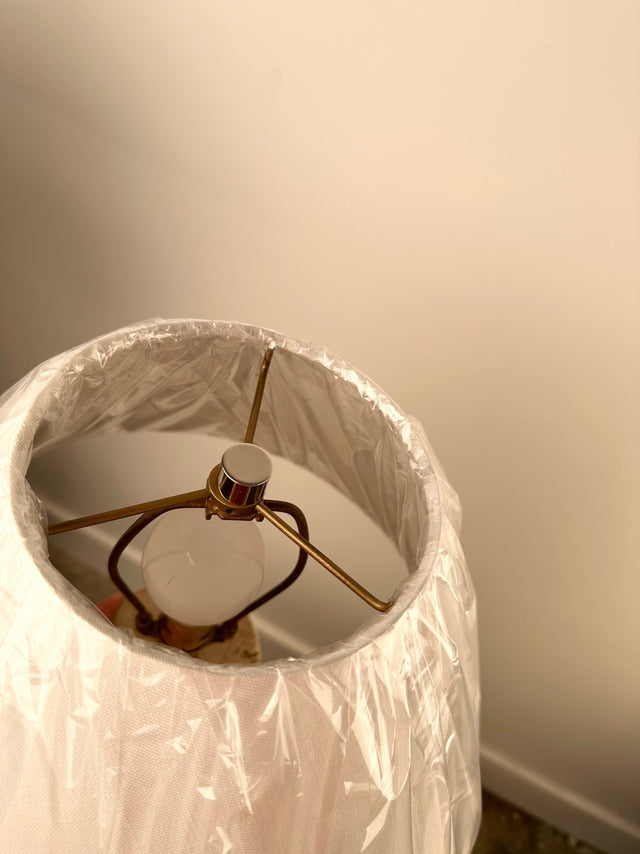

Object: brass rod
[244,344,275,444]
[256,502,393,613]
[46,489,210,536]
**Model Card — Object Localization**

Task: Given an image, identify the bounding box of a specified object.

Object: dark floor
[473,791,605,854]
[49,545,606,854]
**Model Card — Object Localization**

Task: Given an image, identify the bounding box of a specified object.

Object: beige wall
[1,3,638,852]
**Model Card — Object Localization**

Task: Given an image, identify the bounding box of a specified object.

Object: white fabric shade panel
[0,319,480,853]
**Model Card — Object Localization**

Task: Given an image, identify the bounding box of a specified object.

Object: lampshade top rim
[3,318,443,673]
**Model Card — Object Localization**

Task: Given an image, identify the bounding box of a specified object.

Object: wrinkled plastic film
[0,319,480,853]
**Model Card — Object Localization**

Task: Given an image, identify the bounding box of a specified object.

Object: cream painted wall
[0,3,638,852]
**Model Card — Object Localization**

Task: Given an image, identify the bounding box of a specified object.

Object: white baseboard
[481,745,640,854]
[44,498,639,854]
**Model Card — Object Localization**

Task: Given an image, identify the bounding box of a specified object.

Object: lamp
[0,319,480,853]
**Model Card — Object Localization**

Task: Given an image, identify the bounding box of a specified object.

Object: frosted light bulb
[142,509,265,626]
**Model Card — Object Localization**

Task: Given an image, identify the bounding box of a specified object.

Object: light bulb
[142,509,266,626]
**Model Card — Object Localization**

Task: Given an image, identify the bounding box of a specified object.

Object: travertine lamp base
[114,589,262,664]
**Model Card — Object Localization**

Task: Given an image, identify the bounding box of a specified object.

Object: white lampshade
[0,319,480,853]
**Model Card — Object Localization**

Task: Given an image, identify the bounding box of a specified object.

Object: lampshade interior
[30,324,436,580]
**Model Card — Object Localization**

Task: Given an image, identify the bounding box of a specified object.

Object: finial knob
[216,443,272,507]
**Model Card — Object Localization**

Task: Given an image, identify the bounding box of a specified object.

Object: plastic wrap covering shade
[0,319,480,854]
